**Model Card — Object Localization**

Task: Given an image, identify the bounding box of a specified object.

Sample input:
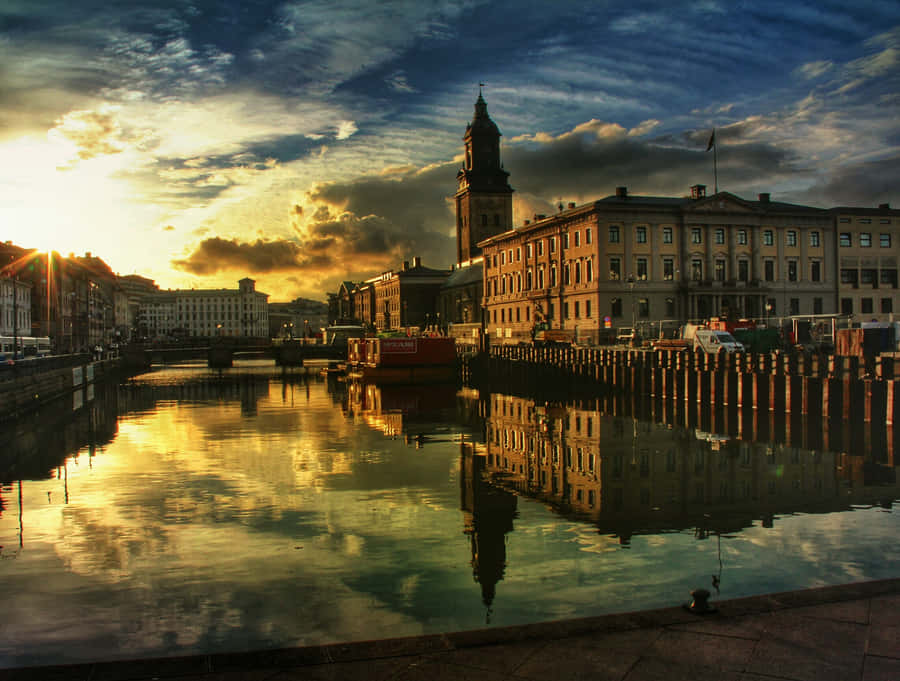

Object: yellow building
[479,186,837,344]
[832,203,900,322]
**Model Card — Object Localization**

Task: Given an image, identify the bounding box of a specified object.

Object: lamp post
[627,275,636,329]
[765,302,773,327]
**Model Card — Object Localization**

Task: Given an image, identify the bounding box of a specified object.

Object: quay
[2,578,897,680]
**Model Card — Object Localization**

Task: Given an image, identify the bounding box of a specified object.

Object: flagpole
[714,140,718,194]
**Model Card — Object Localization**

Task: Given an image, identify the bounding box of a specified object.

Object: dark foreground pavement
[3,579,899,681]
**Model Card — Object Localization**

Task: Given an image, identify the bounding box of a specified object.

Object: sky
[1,1,898,302]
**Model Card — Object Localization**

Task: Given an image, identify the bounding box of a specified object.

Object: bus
[0,335,52,361]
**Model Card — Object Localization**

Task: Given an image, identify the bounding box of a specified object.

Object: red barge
[347,336,457,383]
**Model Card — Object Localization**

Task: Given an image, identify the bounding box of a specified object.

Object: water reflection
[482,393,899,542]
[0,364,898,668]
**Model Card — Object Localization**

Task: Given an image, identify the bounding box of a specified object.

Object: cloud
[47,106,131,167]
[172,237,307,275]
[796,60,834,80]
[335,120,358,140]
[799,155,900,207]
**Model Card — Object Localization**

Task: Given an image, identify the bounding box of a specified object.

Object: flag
[706,129,716,152]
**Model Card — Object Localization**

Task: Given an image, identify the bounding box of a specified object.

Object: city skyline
[1,1,898,302]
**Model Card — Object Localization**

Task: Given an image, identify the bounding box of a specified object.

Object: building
[0,276,31,338]
[831,203,900,322]
[268,297,329,338]
[479,186,836,344]
[139,278,269,340]
[371,257,449,332]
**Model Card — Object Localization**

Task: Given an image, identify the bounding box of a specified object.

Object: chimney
[879,203,891,210]
[412,256,421,268]
[568,202,576,209]
[86,251,92,258]
[402,260,409,271]
[758,193,770,204]
[615,186,628,198]
[690,184,706,199]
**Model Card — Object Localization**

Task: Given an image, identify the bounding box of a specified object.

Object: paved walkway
[2,579,899,681]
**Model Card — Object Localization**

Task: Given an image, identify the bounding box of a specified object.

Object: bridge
[120,341,346,369]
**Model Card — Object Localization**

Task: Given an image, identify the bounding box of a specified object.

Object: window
[715,228,725,244]
[481,214,488,226]
[636,257,648,280]
[788,260,798,282]
[526,243,533,258]
[563,233,569,249]
[574,231,580,247]
[841,298,853,315]
[766,298,777,315]
[549,265,557,287]
[738,229,747,245]
[663,227,673,244]
[609,258,621,281]
[550,237,556,253]
[538,267,544,289]
[861,269,877,286]
[663,258,675,280]
[840,233,851,247]
[692,228,702,244]
[500,251,505,265]
[841,269,858,285]
[611,298,622,317]
[715,259,726,281]
[538,240,544,256]
[790,298,800,315]
[494,214,501,226]
[636,226,647,243]
[665,297,675,317]
[574,260,582,283]
[586,228,592,244]
[862,298,873,314]
[563,302,569,318]
[738,260,749,282]
[574,301,580,318]
[763,230,774,246]
[765,261,775,281]
[638,298,649,318]
[586,300,592,317]
[691,259,703,281]
[882,298,893,313]
[811,261,821,282]
[839,217,850,223]
[585,258,593,282]
[860,233,872,247]
[881,269,898,288]
[609,226,620,243]
[526,270,533,290]
[564,262,570,285]
[786,230,797,247]
[810,231,820,247]
[860,218,871,224]
[814,297,823,314]
[881,234,892,248]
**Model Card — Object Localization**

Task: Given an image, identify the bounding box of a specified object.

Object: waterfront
[1,360,899,669]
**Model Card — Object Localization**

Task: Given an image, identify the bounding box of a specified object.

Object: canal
[1,360,898,668]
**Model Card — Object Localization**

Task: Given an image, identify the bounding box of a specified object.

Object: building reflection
[482,393,900,543]
[460,443,516,621]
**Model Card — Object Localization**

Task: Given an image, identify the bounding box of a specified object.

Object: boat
[350,336,457,383]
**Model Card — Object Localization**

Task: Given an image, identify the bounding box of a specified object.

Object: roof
[442,261,483,289]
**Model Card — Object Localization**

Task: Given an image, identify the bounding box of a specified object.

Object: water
[1,360,898,668]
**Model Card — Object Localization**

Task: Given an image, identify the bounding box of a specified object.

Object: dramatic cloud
[172,237,308,275]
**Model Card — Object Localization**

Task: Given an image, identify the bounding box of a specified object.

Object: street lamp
[627,275,636,329]
[765,302,773,326]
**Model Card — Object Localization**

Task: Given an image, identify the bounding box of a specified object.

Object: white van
[693,329,744,353]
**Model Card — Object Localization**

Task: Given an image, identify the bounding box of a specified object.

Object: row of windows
[840,298,894,315]
[838,217,892,224]
[606,226,823,248]
[489,259,595,295]
[607,257,825,283]
[488,229,596,268]
[839,233,892,248]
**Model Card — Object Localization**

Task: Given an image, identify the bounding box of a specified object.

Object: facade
[139,278,269,340]
[268,297,329,338]
[438,258,484,329]
[352,281,375,329]
[831,203,900,322]
[0,277,32,337]
[479,186,836,344]
[371,257,450,331]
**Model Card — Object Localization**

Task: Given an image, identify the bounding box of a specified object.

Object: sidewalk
[2,579,898,681]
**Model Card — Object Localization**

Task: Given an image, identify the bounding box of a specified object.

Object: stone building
[139,278,269,340]
[831,203,900,322]
[371,257,449,332]
[479,185,836,344]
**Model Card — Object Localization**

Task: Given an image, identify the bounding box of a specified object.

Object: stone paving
[2,579,898,681]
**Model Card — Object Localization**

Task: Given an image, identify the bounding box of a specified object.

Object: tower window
[481,214,488,227]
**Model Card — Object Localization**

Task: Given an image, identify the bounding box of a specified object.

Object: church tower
[455,92,514,263]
